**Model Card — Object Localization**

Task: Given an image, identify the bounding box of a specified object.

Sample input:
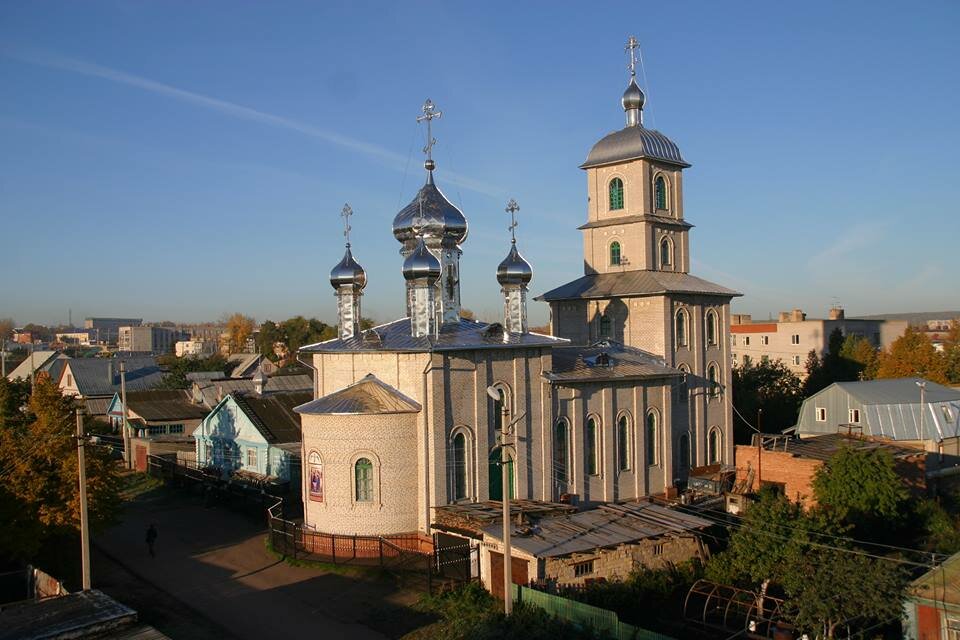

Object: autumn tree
[0,317,14,342]
[944,319,960,384]
[874,327,948,383]
[156,353,230,389]
[0,378,121,562]
[224,313,255,354]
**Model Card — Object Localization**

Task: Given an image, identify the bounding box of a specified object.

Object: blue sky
[2,1,958,327]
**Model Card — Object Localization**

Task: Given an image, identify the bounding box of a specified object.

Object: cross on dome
[340,203,353,247]
[505,198,520,244]
[625,35,640,78]
[416,99,442,171]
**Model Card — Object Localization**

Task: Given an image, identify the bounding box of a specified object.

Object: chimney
[829,307,845,320]
[107,360,114,384]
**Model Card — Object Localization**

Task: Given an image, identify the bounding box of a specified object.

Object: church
[294,40,740,540]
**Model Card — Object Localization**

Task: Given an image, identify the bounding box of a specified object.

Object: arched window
[678,434,690,470]
[610,241,622,266]
[646,411,659,466]
[617,414,631,471]
[599,314,612,338]
[655,175,667,210]
[659,237,672,268]
[609,177,624,210]
[707,363,720,399]
[586,416,599,475]
[554,418,569,484]
[678,364,690,402]
[675,309,688,348]
[307,451,324,503]
[451,432,467,501]
[354,457,373,502]
[705,310,718,346]
[708,427,722,464]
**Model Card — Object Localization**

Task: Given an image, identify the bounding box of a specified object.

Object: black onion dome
[329,246,367,290]
[497,244,533,286]
[392,174,468,246]
[402,238,442,282]
[621,77,645,111]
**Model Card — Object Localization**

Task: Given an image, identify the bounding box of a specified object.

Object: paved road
[94,489,426,639]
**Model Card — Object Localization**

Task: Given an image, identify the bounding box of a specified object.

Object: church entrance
[488,450,514,501]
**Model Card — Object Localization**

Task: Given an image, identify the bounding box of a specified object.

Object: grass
[118,470,165,501]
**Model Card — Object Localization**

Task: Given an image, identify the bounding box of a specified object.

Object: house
[734,433,928,509]
[905,551,960,639]
[793,378,960,452]
[194,380,311,482]
[730,307,907,376]
[105,389,208,437]
[227,353,271,378]
[5,351,68,383]
[58,356,163,417]
[476,501,711,597]
[190,372,313,410]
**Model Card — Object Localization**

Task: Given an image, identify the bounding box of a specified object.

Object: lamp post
[76,409,91,590]
[917,380,927,446]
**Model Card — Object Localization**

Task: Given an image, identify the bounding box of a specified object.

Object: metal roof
[0,589,138,640]
[482,502,711,558]
[835,378,960,405]
[581,126,690,169]
[64,357,163,397]
[295,374,421,415]
[110,389,209,422]
[547,341,680,383]
[761,433,924,462]
[5,351,66,381]
[231,390,312,445]
[192,374,313,409]
[577,213,693,231]
[537,270,741,302]
[911,551,960,608]
[300,317,567,354]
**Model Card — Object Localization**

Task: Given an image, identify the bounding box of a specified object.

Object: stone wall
[544,535,704,585]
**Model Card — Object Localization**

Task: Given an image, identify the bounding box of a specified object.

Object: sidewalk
[94,488,427,639]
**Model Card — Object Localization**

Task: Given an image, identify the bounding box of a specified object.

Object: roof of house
[546,341,680,382]
[227,353,264,378]
[481,501,712,558]
[911,551,960,608]
[230,390,311,445]
[759,433,924,462]
[833,378,960,405]
[295,374,421,415]
[300,318,566,355]
[5,351,66,381]
[110,389,209,422]
[193,373,313,409]
[63,357,163,397]
[536,270,741,302]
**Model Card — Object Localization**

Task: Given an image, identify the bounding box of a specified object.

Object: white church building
[295,44,740,541]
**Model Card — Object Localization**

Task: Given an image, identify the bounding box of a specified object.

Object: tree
[803,328,867,396]
[839,333,879,380]
[943,320,960,384]
[0,317,13,342]
[156,353,230,389]
[224,313,255,354]
[256,320,284,361]
[0,378,121,562]
[874,327,948,383]
[731,359,803,444]
[0,378,31,430]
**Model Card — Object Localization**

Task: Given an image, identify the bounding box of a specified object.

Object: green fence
[512,585,674,640]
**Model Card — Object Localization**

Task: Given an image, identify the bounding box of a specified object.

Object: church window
[655,175,667,210]
[708,427,722,464]
[707,363,720,399]
[706,310,718,346]
[678,364,690,402]
[678,433,691,470]
[599,314,612,338]
[659,237,672,268]
[646,411,659,466]
[308,451,324,503]
[617,413,631,471]
[609,178,624,210]
[554,418,569,484]
[675,309,688,348]
[610,241,622,266]
[451,432,467,501]
[354,457,373,502]
[586,417,599,475]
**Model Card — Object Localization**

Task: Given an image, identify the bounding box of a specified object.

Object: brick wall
[734,445,823,508]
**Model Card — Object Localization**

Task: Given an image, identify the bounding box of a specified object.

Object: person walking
[145,523,158,558]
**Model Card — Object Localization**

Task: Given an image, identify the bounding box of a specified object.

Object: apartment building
[118,326,186,353]
[730,307,907,376]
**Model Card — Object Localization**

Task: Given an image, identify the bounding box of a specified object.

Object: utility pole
[120,361,131,469]
[917,380,927,445]
[76,409,91,590]
[501,426,513,615]
[756,408,762,491]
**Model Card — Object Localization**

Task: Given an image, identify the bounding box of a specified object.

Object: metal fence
[513,585,675,640]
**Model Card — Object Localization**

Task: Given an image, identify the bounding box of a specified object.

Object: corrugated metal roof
[117,389,209,421]
[84,396,113,416]
[581,126,690,169]
[547,341,679,382]
[537,270,741,302]
[231,390,311,445]
[66,357,163,397]
[482,502,711,558]
[0,589,137,640]
[193,374,312,409]
[5,351,66,381]
[295,374,421,415]
[911,551,960,607]
[763,433,923,462]
[300,318,566,354]
[836,378,960,405]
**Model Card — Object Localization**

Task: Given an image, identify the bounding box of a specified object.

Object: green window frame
[646,411,658,466]
[617,414,630,471]
[451,433,467,501]
[355,457,373,502]
[599,315,612,338]
[610,241,622,266]
[708,428,722,464]
[554,419,569,483]
[609,178,624,210]
[586,417,599,475]
[655,176,667,210]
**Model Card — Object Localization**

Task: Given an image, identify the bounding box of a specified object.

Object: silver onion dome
[402,237,442,282]
[496,243,533,286]
[621,77,645,112]
[329,245,367,290]
[392,173,468,247]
